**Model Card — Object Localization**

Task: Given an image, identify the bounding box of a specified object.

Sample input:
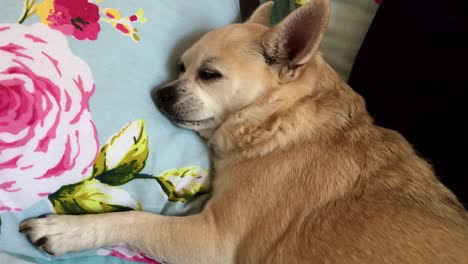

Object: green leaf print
[49,179,141,214]
[47,119,210,215]
[48,120,148,214]
[155,167,210,202]
[93,119,149,182]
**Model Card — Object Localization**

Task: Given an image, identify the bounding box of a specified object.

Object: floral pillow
[0,0,239,263]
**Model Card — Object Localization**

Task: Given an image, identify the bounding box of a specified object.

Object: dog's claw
[19,224,31,233]
[37,214,49,219]
[34,236,48,247]
[43,248,55,256]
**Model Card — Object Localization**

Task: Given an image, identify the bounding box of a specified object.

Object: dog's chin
[156,105,215,131]
[170,117,215,131]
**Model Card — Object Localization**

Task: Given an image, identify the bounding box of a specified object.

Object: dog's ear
[262,0,329,83]
[246,1,274,27]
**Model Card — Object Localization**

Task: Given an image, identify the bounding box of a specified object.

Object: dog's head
[155,0,329,133]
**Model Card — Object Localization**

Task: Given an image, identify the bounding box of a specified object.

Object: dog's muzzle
[155,85,178,116]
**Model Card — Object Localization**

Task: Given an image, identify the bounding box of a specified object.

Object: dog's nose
[157,86,177,104]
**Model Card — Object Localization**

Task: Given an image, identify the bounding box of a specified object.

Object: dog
[20,1,468,263]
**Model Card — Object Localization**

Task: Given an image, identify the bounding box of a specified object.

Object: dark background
[348,0,468,206]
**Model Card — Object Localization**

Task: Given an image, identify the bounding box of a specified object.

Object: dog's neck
[202,55,369,160]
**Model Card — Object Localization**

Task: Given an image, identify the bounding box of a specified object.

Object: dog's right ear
[246,1,274,27]
[262,0,330,83]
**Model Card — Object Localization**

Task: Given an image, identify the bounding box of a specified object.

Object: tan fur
[21,1,468,263]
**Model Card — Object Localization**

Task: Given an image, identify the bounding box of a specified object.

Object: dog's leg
[20,211,221,263]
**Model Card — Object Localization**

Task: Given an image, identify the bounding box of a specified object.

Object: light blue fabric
[0,0,240,263]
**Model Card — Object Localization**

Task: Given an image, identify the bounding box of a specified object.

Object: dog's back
[209,57,468,263]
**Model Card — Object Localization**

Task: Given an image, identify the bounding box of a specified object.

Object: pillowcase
[0,0,239,263]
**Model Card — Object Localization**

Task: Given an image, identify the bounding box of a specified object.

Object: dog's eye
[178,62,186,73]
[198,69,222,81]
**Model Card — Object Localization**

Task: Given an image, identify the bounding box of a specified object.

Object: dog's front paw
[19,214,89,256]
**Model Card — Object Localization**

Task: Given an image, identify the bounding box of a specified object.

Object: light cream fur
[21,1,468,263]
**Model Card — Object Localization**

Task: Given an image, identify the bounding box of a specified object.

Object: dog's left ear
[246,1,274,27]
[262,0,330,83]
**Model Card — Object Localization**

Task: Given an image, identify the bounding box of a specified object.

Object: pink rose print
[35,0,101,40]
[0,23,99,211]
[98,247,162,264]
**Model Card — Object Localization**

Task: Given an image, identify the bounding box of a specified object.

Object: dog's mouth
[172,117,214,125]
[165,115,215,130]
[155,102,214,129]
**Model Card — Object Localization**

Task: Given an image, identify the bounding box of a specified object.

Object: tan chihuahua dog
[21,1,468,263]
